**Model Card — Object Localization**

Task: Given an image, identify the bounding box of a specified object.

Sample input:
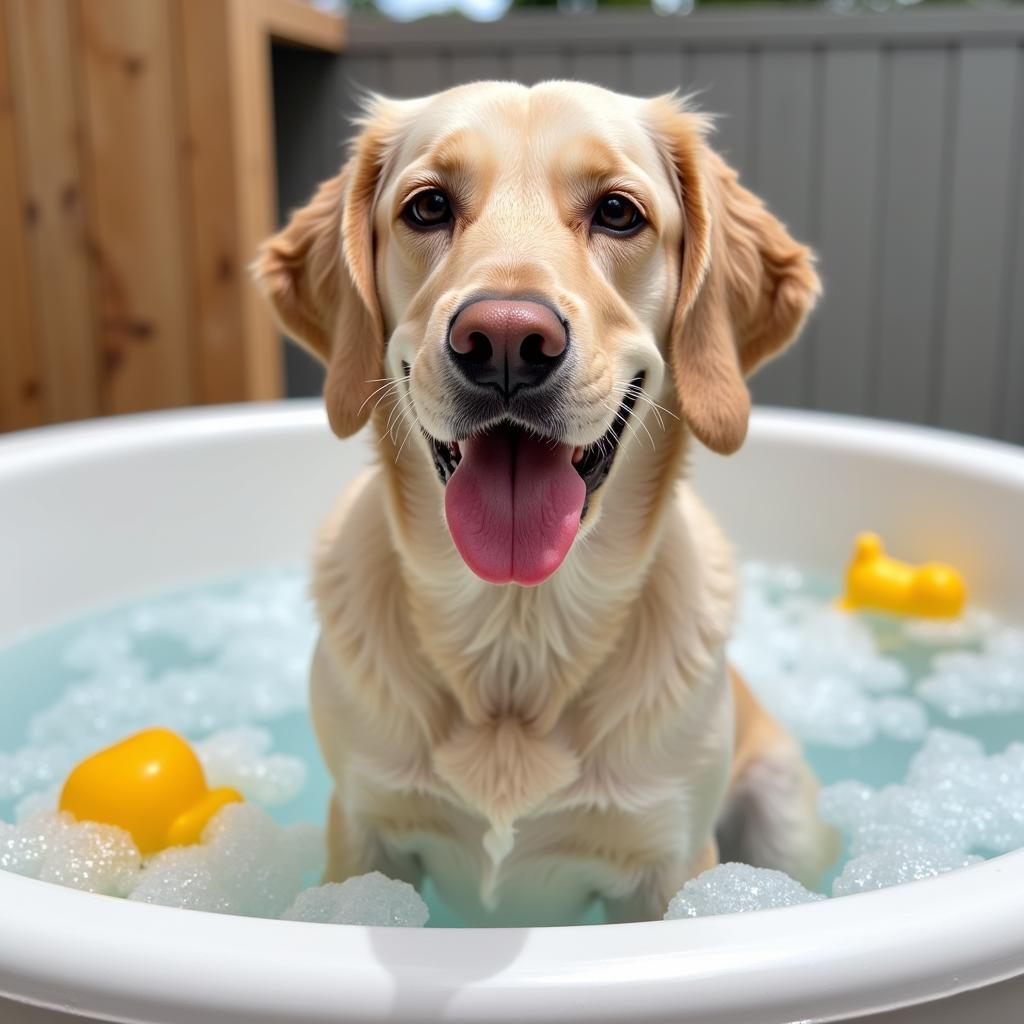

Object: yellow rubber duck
[59,728,242,854]
[839,532,966,619]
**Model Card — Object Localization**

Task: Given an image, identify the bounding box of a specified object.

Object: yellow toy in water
[59,728,242,854]
[840,532,966,619]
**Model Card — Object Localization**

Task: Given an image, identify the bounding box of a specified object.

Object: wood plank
[0,0,45,431]
[258,0,345,53]
[226,0,283,399]
[178,0,246,405]
[870,48,949,426]
[811,47,883,415]
[688,49,753,178]
[935,46,1018,437]
[625,46,686,97]
[8,0,98,423]
[77,0,196,413]
[746,48,817,409]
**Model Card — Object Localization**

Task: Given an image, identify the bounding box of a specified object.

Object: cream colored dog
[255,81,837,925]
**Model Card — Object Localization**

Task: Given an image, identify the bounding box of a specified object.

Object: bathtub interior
[2,403,1024,932]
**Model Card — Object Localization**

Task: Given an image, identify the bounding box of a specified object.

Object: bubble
[195,727,307,806]
[2,812,139,895]
[820,730,1024,859]
[664,863,825,919]
[833,841,981,897]
[731,563,920,750]
[283,872,429,927]
[918,628,1024,718]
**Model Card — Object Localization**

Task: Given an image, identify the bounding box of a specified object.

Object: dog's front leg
[602,840,719,923]
[324,790,375,883]
[324,789,426,888]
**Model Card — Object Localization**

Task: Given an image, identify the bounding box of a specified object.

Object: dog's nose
[448,299,568,394]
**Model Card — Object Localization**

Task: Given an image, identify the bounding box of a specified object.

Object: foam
[129,804,324,919]
[731,563,913,748]
[1,571,315,804]
[918,627,1024,718]
[4,561,1024,926]
[902,608,997,647]
[832,841,982,897]
[2,803,322,915]
[664,863,825,919]
[283,872,430,927]
[195,728,307,806]
[1,812,140,896]
[820,729,1024,883]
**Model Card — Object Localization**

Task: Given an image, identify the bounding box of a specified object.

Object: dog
[255,81,838,925]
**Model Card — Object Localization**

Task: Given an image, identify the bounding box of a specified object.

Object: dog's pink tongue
[445,431,586,586]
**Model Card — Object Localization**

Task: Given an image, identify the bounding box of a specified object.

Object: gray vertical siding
[272,9,1024,444]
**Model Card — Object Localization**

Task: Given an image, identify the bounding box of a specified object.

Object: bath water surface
[1,564,1022,926]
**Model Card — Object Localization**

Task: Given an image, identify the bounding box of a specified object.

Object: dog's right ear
[253,106,396,438]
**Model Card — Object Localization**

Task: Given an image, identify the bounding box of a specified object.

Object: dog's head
[255,82,819,587]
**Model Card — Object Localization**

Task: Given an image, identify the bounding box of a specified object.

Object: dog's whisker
[371,383,405,417]
[376,398,414,449]
[376,396,406,445]
[618,379,678,426]
[622,392,665,446]
[394,410,421,464]
[390,399,418,451]
[372,391,404,421]
[601,393,655,453]
[360,379,403,417]
[385,392,414,440]
[630,393,665,431]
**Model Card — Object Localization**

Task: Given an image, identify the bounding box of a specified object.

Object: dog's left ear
[253,100,399,438]
[649,98,821,455]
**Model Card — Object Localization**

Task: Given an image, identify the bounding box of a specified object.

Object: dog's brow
[427,128,493,179]
[554,135,628,183]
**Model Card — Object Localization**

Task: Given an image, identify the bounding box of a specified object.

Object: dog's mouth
[420,373,644,586]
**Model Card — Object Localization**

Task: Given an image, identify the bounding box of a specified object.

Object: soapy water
[1,563,1022,926]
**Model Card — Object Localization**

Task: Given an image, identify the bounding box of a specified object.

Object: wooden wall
[0,0,343,434]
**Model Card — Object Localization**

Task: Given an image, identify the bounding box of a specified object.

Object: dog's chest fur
[312,465,736,914]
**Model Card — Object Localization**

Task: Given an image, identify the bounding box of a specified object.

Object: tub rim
[1,402,1023,1024]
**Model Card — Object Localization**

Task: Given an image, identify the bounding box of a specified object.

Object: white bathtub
[1,402,1022,1024]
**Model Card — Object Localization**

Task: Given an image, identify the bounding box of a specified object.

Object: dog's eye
[593,194,644,235]
[402,189,452,229]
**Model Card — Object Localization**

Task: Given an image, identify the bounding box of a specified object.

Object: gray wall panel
[688,50,753,174]
[937,46,1020,437]
[625,47,687,96]
[1002,48,1024,445]
[342,53,393,97]
[272,11,1024,443]
[449,52,510,83]
[746,49,818,409]
[811,47,883,415]
[872,48,950,426]
[508,50,566,85]
[390,53,450,95]
[568,49,630,91]
[272,44,345,399]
